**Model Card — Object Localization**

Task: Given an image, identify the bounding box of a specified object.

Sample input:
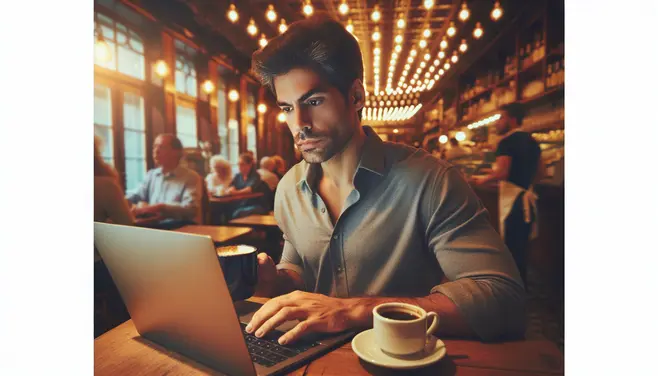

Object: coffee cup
[372,302,439,356]
[216,245,258,301]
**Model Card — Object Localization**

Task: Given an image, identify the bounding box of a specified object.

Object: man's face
[274,68,361,164]
[152,135,179,167]
[494,112,512,135]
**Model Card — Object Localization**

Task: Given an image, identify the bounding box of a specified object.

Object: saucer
[351,329,446,370]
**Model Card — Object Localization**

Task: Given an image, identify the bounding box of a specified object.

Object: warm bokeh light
[95,40,112,63]
[451,52,459,63]
[247,19,258,36]
[257,103,267,114]
[202,80,215,94]
[447,22,456,37]
[339,0,349,15]
[395,45,402,53]
[459,39,468,53]
[397,16,406,29]
[438,51,445,59]
[266,5,277,22]
[410,49,417,57]
[302,0,313,17]
[458,2,470,22]
[279,19,287,34]
[346,19,354,34]
[395,34,403,44]
[440,37,448,50]
[491,1,504,21]
[277,112,286,122]
[259,34,268,48]
[419,39,427,49]
[371,5,381,22]
[393,129,399,134]
[154,59,169,77]
[473,22,484,39]
[227,4,239,23]
[424,53,431,61]
[372,27,381,41]
[456,131,466,141]
[439,135,448,144]
[228,89,239,102]
[423,0,434,10]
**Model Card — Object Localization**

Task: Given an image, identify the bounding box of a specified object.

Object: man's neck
[319,126,367,188]
[161,163,178,174]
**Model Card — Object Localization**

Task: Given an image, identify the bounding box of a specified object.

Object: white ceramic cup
[373,302,440,356]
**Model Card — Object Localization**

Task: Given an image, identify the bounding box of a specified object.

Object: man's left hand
[133,203,164,217]
[245,291,360,345]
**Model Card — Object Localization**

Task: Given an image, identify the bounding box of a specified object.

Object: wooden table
[95,298,563,376]
[210,192,264,204]
[228,214,278,229]
[174,225,254,245]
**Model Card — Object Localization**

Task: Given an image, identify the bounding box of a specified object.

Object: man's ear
[348,79,366,112]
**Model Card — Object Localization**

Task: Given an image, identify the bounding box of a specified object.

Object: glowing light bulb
[424,53,431,61]
[395,35,403,44]
[279,19,287,34]
[397,16,406,29]
[259,34,268,48]
[440,37,448,50]
[227,4,239,23]
[257,103,267,114]
[423,0,434,10]
[447,22,456,37]
[339,0,349,15]
[419,39,427,49]
[202,80,215,94]
[451,52,458,63]
[247,19,258,36]
[228,89,240,102]
[371,5,381,22]
[154,59,169,77]
[302,0,313,17]
[423,29,431,39]
[372,27,381,41]
[346,19,354,34]
[473,22,484,39]
[438,51,445,59]
[439,135,448,144]
[459,39,468,53]
[458,2,470,22]
[277,112,286,122]
[395,45,402,53]
[94,40,112,63]
[266,5,277,22]
[491,1,503,21]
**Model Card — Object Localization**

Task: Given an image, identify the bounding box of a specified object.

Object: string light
[94,39,112,63]
[247,18,258,36]
[438,51,445,59]
[397,14,406,29]
[371,5,381,22]
[444,62,450,70]
[423,0,434,10]
[154,60,169,77]
[302,0,313,17]
[424,53,431,61]
[257,103,267,114]
[473,22,483,39]
[279,19,287,34]
[277,112,286,122]
[410,49,417,57]
[339,0,349,15]
[491,1,503,21]
[451,51,459,63]
[440,37,448,50]
[259,34,268,48]
[228,89,240,102]
[423,28,431,38]
[266,5,277,22]
[394,45,402,53]
[346,19,354,34]
[419,40,427,49]
[459,39,468,53]
[458,2,470,22]
[372,27,381,41]
[227,4,239,23]
[433,59,440,66]
[395,34,403,44]
[447,22,456,37]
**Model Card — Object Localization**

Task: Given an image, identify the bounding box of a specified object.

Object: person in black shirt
[473,105,545,287]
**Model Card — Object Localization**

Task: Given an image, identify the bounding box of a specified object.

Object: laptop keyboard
[240,322,319,368]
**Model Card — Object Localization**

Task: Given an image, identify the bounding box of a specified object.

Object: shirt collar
[296,126,388,193]
[154,165,182,178]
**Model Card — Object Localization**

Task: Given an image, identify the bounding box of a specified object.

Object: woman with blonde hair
[206,155,233,196]
[94,136,134,225]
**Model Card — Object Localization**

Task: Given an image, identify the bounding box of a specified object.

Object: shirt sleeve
[161,172,202,223]
[125,170,151,204]
[273,187,305,285]
[424,166,526,341]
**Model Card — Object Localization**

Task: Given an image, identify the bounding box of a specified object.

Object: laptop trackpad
[234,300,299,332]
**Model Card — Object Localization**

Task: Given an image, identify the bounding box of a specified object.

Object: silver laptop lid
[94,222,256,376]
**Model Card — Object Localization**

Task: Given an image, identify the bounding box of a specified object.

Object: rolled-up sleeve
[273,186,305,283]
[425,167,526,341]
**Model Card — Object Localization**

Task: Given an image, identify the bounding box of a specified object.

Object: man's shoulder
[277,161,306,192]
[383,143,453,181]
[176,165,202,182]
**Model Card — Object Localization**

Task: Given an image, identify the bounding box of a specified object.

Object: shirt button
[337,267,343,273]
[321,208,326,213]
[333,235,338,240]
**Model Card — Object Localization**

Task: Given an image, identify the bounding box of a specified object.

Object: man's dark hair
[251,13,364,119]
[500,103,525,125]
[159,133,183,151]
[239,152,254,165]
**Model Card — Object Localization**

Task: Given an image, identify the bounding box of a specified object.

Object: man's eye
[307,99,323,106]
[281,107,292,113]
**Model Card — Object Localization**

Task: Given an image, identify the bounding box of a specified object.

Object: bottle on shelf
[525,43,532,68]
[547,64,553,88]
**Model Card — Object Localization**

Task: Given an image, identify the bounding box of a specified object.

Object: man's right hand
[254,253,278,297]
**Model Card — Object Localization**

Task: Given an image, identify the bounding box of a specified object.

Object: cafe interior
[93,0,565,374]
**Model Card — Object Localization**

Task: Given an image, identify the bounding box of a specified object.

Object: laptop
[94,222,353,376]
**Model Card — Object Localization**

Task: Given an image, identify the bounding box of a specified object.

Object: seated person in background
[126,134,203,227]
[246,14,524,346]
[206,155,233,196]
[257,156,280,192]
[226,152,269,218]
[445,137,470,161]
[270,155,286,179]
[94,136,134,226]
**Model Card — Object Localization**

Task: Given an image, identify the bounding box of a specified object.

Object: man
[126,134,203,227]
[472,105,545,287]
[247,14,525,346]
[257,156,280,192]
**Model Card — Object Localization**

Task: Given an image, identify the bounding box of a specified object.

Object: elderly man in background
[126,134,203,228]
[257,156,280,192]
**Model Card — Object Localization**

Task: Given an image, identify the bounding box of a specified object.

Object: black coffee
[379,310,420,321]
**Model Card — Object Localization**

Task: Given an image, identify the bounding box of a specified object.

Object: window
[246,92,257,159]
[123,92,146,192]
[94,84,114,165]
[228,119,240,171]
[176,105,198,148]
[175,40,197,98]
[94,13,145,80]
[217,77,229,160]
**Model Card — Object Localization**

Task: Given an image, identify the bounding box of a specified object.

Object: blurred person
[445,138,470,161]
[126,134,203,227]
[206,155,233,196]
[94,136,134,226]
[257,156,280,192]
[270,155,286,179]
[245,14,524,346]
[472,105,545,287]
[226,152,269,218]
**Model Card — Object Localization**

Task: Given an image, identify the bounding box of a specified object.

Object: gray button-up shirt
[274,126,525,340]
[126,165,203,224]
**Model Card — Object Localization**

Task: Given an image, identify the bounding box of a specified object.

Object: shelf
[518,85,564,106]
[459,75,516,106]
[518,57,545,81]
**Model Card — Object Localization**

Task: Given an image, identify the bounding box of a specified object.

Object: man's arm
[160,173,202,221]
[125,170,151,204]
[475,155,511,185]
